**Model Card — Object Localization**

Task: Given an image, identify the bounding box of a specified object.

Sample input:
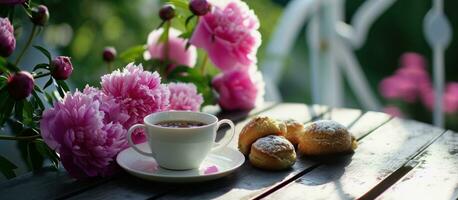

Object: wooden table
[0,103,457,200]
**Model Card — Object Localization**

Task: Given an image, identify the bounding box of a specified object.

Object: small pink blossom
[101,63,170,143]
[40,88,128,179]
[379,75,418,103]
[212,66,264,111]
[383,106,404,118]
[422,82,458,114]
[400,52,426,69]
[168,82,203,111]
[444,83,458,114]
[144,28,197,71]
[190,0,261,71]
[379,53,431,103]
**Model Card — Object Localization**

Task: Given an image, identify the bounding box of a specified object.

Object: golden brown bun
[283,119,305,146]
[249,135,296,170]
[298,120,356,156]
[238,116,287,156]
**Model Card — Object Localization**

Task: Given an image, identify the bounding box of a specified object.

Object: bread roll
[284,119,305,146]
[249,135,296,170]
[238,116,287,155]
[298,120,357,156]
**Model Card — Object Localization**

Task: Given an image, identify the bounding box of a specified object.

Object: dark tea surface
[155,120,206,128]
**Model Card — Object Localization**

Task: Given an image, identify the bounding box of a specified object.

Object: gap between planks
[358,128,448,200]
[259,117,446,200]
[251,112,393,200]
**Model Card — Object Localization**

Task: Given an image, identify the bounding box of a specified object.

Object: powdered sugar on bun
[253,135,294,154]
[306,120,347,135]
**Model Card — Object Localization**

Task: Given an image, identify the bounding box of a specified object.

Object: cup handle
[127,124,154,156]
[212,119,235,152]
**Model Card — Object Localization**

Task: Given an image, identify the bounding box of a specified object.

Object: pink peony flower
[101,63,170,143]
[212,66,264,111]
[379,75,418,103]
[40,87,128,179]
[383,106,404,118]
[379,53,432,103]
[168,82,203,111]
[400,52,426,69]
[144,28,197,71]
[51,56,73,80]
[190,0,261,71]
[0,17,16,57]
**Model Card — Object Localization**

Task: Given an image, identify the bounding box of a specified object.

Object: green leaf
[0,154,17,179]
[5,62,19,72]
[26,141,45,170]
[34,140,59,170]
[56,80,69,92]
[0,94,15,126]
[44,92,54,106]
[120,45,146,63]
[31,90,45,111]
[33,85,43,93]
[159,21,171,43]
[0,75,7,91]
[169,0,188,10]
[0,57,7,73]
[33,63,49,71]
[57,86,65,98]
[14,100,24,121]
[43,77,53,89]
[22,100,34,126]
[33,45,52,63]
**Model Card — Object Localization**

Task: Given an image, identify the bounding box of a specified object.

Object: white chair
[261,0,452,128]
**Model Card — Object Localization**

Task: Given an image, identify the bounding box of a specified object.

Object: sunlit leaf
[119,45,146,62]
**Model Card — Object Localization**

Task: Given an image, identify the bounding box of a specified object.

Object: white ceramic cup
[127,111,235,170]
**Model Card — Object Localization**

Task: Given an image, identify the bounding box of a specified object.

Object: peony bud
[189,0,211,16]
[31,5,49,26]
[102,47,116,62]
[159,4,175,21]
[0,0,25,5]
[7,71,34,100]
[51,56,73,80]
[0,17,16,57]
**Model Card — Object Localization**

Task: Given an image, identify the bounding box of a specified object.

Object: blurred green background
[29,0,458,118]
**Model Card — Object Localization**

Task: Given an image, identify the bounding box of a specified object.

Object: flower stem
[107,62,113,72]
[201,53,208,75]
[15,24,37,66]
[33,72,50,79]
[0,134,40,141]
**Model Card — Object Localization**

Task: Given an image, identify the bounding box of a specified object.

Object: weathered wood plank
[0,103,276,200]
[377,130,458,200]
[155,109,391,200]
[263,118,445,200]
[66,104,328,200]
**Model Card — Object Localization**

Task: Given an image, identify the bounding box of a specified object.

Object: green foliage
[119,45,147,63]
[168,66,216,107]
[0,154,17,179]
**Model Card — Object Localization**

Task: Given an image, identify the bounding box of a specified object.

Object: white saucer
[116,143,245,183]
